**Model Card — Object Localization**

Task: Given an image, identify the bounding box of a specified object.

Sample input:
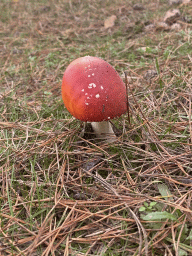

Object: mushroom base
[91,121,116,142]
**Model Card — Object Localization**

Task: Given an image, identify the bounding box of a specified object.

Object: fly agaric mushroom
[61,56,127,142]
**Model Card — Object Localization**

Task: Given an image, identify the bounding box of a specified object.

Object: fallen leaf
[133,4,144,10]
[104,15,117,29]
[156,22,170,31]
[164,9,180,25]
[183,0,191,3]
[169,0,182,5]
[170,23,181,30]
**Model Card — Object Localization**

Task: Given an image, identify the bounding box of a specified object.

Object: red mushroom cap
[61,56,127,122]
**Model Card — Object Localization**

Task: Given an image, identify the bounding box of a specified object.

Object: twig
[125,72,131,125]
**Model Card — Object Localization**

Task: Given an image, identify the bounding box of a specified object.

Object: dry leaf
[164,9,180,25]
[104,15,117,29]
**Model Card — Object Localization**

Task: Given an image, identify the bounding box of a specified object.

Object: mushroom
[61,56,127,142]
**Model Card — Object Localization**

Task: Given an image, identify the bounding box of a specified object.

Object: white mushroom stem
[91,121,116,142]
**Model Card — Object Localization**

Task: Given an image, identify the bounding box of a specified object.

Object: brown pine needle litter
[1,0,192,255]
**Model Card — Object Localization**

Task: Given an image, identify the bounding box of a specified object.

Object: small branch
[124,72,131,125]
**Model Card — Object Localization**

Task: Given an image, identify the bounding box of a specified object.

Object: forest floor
[0,0,192,255]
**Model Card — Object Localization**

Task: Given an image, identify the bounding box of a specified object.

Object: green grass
[1,0,192,255]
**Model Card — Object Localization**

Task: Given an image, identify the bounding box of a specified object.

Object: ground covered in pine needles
[0,0,192,255]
